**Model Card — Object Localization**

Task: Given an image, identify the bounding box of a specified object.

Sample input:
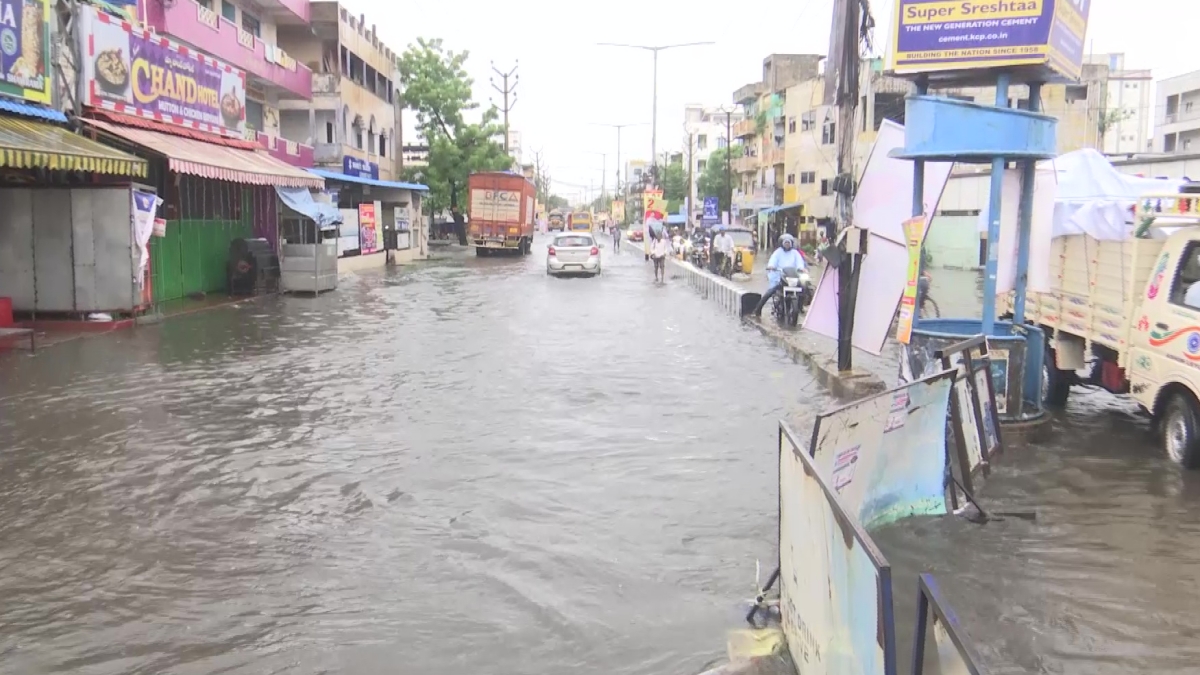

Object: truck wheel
[1163,392,1200,469]
[1044,348,1071,407]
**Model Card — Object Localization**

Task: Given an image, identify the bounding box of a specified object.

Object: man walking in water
[649,229,672,283]
[612,224,621,252]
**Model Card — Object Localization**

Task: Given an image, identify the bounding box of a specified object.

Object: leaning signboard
[889,0,1092,81]
[779,423,897,675]
[77,5,247,138]
[809,369,956,530]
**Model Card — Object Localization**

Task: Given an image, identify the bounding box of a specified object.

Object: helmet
[779,234,796,247]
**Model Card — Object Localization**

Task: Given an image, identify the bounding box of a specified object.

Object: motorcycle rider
[712,228,735,275]
[752,234,806,318]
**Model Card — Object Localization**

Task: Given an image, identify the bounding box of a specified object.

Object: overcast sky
[341,0,1194,202]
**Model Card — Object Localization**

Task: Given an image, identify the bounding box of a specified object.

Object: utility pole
[828,0,870,372]
[683,127,695,226]
[724,108,733,221]
[490,61,519,153]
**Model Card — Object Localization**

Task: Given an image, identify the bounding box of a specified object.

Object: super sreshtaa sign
[889,0,1090,80]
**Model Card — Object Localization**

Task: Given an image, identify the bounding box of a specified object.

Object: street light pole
[596,42,714,187]
[589,121,648,203]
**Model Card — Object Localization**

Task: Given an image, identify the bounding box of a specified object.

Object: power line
[490,61,518,154]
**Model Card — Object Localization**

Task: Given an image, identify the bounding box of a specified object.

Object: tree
[1096,106,1135,150]
[662,161,686,203]
[545,194,569,210]
[398,38,513,244]
[697,145,744,214]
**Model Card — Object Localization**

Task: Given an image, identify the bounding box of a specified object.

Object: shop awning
[0,117,147,176]
[308,168,429,191]
[83,118,323,189]
[275,186,342,229]
[758,202,803,217]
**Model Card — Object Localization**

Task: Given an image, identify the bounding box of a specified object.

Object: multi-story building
[276,2,402,180]
[1154,69,1200,154]
[1084,53,1152,155]
[730,54,824,222]
[141,0,316,165]
[682,104,743,211]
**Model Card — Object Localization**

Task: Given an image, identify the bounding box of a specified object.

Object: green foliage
[545,194,569,210]
[697,145,744,214]
[662,161,686,203]
[398,38,512,214]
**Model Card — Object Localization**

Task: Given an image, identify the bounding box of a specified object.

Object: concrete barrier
[671,257,749,318]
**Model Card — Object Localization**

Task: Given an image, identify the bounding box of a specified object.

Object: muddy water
[2,246,1200,674]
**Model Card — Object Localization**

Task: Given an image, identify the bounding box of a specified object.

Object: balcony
[733,155,759,173]
[763,145,785,166]
[145,0,312,100]
[250,131,314,168]
[733,118,758,139]
[264,0,310,23]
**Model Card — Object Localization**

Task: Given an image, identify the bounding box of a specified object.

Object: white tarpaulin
[977,148,1184,242]
[779,423,894,675]
[809,370,956,529]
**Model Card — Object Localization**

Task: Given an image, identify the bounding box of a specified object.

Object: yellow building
[277,2,402,181]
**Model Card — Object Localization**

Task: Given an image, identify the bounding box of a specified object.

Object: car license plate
[486,241,502,248]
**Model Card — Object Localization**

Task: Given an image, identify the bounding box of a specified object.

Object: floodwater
[3,243,1200,674]
[0,238,821,675]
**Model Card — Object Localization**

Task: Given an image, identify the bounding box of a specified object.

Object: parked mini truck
[468,172,536,256]
[1006,186,1200,468]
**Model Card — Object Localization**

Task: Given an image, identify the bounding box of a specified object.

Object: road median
[629,246,888,399]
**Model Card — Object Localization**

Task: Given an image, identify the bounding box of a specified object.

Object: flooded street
[0,238,819,675]
[4,245,1200,674]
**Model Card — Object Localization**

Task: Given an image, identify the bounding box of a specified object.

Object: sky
[339,0,1199,203]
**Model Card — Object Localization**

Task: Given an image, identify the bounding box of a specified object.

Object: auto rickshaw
[727,227,756,276]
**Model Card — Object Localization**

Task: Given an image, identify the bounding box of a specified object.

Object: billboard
[643,189,665,223]
[779,423,896,675]
[0,0,51,104]
[79,4,247,138]
[809,370,955,529]
[913,574,986,675]
[889,0,1092,81]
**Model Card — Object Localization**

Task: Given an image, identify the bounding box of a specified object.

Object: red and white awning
[84,118,324,189]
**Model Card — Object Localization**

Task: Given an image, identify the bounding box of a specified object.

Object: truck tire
[1162,392,1200,469]
[1044,348,1071,407]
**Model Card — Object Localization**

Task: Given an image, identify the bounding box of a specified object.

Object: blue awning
[308,168,429,192]
[758,201,803,217]
[665,214,687,225]
[275,186,343,229]
[0,98,67,123]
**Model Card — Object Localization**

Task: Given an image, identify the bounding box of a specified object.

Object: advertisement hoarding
[343,156,379,180]
[358,202,378,254]
[79,4,246,138]
[913,574,986,675]
[809,370,955,529]
[896,214,929,345]
[889,0,1092,81]
[779,423,895,675]
[643,189,665,223]
[0,0,51,104]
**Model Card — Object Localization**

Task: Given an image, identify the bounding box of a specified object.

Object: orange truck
[468,171,536,256]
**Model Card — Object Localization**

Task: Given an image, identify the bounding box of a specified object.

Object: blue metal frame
[911,574,988,675]
[778,422,898,675]
[1012,83,1044,325]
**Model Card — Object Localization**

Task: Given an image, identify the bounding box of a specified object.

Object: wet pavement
[3,239,1200,674]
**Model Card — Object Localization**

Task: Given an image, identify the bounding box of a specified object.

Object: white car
[546,233,601,277]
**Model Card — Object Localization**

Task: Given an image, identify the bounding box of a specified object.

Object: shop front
[308,168,429,272]
[74,4,325,305]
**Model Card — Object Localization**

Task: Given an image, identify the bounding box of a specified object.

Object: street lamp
[595,42,714,186]
[588,120,648,196]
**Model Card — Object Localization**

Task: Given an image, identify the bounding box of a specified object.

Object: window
[788,117,796,133]
[820,179,831,196]
[368,130,375,154]
[241,11,260,37]
[697,134,707,150]
[197,0,212,8]
[697,159,706,172]
[800,171,815,184]
[801,111,815,131]
[221,0,235,21]
[379,132,387,157]
[1171,242,1200,310]
[354,121,363,149]
[821,120,836,145]
[786,173,795,185]
[244,99,263,131]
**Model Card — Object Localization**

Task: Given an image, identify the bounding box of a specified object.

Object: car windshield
[729,231,754,248]
[555,236,593,247]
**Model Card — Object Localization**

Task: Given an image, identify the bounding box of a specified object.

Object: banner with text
[79,4,246,137]
[896,214,929,345]
[0,0,52,104]
[358,202,378,254]
[889,0,1092,80]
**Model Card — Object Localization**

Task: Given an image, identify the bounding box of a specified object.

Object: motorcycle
[772,267,812,328]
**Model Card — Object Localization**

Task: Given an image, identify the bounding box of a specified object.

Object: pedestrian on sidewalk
[612,225,621,252]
